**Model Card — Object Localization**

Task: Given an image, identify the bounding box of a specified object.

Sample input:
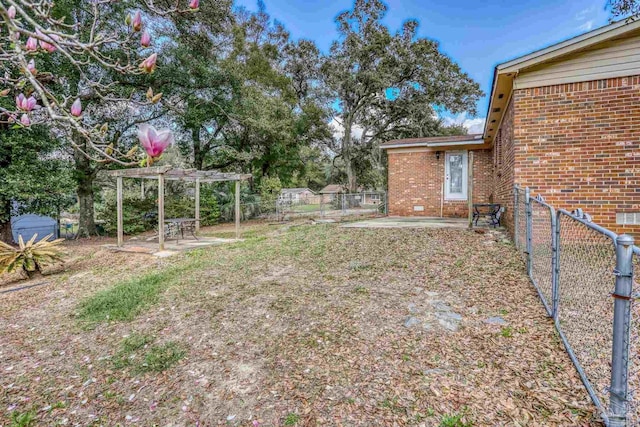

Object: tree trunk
[0,198,13,244]
[74,148,98,238]
[342,118,358,193]
[193,127,205,170]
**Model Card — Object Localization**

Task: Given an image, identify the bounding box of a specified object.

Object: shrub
[259,176,282,214]
[0,234,65,278]
[97,194,220,236]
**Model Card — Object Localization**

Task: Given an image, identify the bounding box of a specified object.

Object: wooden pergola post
[195,177,201,234]
[158,172,165,251]
[108,167,251,250]
[117,176,123,247]
[235,180,240,239]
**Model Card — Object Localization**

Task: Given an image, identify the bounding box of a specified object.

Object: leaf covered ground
[0,222,600,426]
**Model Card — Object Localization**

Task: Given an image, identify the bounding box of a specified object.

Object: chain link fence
[514,186,638,426]
[276,192,386,221]
[528,195,555,317]
[629,246,640,425]
[514,186,528,257]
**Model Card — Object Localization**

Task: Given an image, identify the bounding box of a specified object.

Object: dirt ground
[0,221,599,426]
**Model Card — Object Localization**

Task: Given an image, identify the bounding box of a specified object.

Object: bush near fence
[514,186,638,426]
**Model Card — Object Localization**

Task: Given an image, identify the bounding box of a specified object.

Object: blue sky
[234,0,613,133]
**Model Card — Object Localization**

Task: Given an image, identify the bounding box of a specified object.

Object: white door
[445,151,468,200]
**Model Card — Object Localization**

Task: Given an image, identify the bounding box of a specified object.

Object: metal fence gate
[514,185,638,426]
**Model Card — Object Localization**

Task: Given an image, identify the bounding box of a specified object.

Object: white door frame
[444,150,468,200]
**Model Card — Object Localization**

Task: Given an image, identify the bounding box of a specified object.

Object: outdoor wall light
[435,151,441,160]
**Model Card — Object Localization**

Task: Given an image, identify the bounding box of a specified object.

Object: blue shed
[11,214,59,243]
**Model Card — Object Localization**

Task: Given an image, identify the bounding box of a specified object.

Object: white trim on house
[381,138,484,150]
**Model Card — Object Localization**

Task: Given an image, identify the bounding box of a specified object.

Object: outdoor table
[472,203,502,227]
[164,218,199,243]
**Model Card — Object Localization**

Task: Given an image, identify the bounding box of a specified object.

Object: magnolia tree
[0,0,200,164]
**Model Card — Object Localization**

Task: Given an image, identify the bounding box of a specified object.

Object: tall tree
[608,0,640,18]
[0,125,73,243]
[322,0,482,192]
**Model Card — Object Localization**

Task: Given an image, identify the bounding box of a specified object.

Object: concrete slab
[103,236,241,257]
[342,217,470,229]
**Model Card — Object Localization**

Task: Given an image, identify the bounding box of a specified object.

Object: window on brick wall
[617,212,640,225]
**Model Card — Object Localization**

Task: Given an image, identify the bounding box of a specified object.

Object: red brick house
[383,19,640,235]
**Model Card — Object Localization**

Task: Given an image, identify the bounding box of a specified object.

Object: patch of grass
[353,285,369,294]
[112,334,154,369]
[10,411,35,427]
[139,342,185,373]
[440,412,473,427]
[500,326,514,338]
[283,413,300,425]
[77,269,181,326]
[270,296,295,313]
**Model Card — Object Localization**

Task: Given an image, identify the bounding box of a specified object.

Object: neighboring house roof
[280,188,315,195]
[380,134,484,149]
[319,184,346,194]
[484,18,640,144]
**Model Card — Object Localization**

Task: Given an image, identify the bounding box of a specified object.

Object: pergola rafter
[107,166,251,251]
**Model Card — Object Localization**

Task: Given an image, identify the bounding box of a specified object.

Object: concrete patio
[103,236,241,257]
[342,216,471,229]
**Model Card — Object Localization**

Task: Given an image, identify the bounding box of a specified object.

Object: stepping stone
[485,316,507,325]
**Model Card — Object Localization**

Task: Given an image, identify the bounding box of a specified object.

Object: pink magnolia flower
[189,0,199,9]
[20,114,30,126]
[139,53,157,73]
[71,98,82,117]
[36,29,58,53]
[132,11,142,31]
[138,124,173,158]
[25,37,38,51]
[27,59,36,74]
[7,5,16,19]
[16,93,37,111]
[141,31,151,47]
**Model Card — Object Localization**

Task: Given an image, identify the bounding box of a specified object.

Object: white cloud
[578,20,594,31]
[576,6,595,21]
[330,117,364,140]
[442,113,486,135]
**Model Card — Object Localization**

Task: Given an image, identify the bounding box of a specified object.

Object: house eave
[483,18,640,145]
[381,139,485,150]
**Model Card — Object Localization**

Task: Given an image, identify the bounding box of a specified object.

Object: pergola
[108,166,252,251]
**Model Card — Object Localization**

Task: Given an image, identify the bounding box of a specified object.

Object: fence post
[609,234,635,426]
[384,192,388,216]
[514,186,519,249]
[552,211,561,320]
[525,187,532,277]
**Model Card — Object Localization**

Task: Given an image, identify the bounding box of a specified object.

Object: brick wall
[493,100,516,232]
[496,75,640,235]
[387,149,493,217]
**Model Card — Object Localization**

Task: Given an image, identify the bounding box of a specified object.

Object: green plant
[283,413,300,426]
[139,342,185,372]
[10,410,35,427]
[500,326,514,338]
[0,234,65,278]
[440,412,473,427]
[259,176,282,213]
[97,194,220,237]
